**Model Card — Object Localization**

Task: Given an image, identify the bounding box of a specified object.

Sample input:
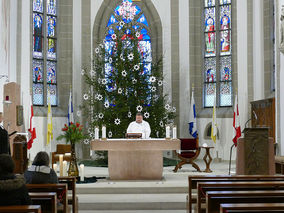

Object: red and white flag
[232,95,241,146]
[27,94,36,149]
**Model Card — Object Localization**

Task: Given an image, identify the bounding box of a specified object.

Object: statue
[280,6,284,54]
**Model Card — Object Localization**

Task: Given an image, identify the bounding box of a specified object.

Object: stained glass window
[32,0,57,106]
[203,0,232,107]
[105,0,152,88]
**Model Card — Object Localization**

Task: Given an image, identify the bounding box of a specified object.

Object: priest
[0,112,9,154]
[127,112,151,139]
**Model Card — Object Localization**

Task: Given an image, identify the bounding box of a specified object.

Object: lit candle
[63,161,67,176]
[53,163,58,173]
[59,154,63,176]
[80,164,85,182]
[166,125,170,139]
[102,125,106,139]
[95,127,99,140]
[172,125,177,139]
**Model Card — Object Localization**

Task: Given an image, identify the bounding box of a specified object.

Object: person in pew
[127,112,151,139]
[0,154,32,206]
[24,151,58,184]
[0,112,9,154]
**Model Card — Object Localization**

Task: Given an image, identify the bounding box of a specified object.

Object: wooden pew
[206,190,284,213]
[220,203,284,213]
[58,177,77,213]
[0,205,41,213]
[26,184,68,213]
[29,192,57,213]
[197,181,284,213]
[188,175,284,213]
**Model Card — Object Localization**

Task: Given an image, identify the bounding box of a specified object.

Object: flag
[232,95,241,146]
[68,89,74,126]
[211,89,217,143]
[47,90,53,145]
[189,90,197,138]
[27,94,36,149]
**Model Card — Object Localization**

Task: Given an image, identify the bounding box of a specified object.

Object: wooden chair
[51,144,71,165]
[0,205,41,213]
[197,181,284,213]
[187,175,284,213]
[29,192,57,213]
[26,184,68,213]
[220,203,284,213]
[58,177,78,213]
[206,190,284,213]
[173,138,201,172]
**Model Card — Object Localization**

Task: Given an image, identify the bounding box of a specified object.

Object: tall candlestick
[95,127,99,139]
[59,154,63,176]
[172,125,177,139]
[166,125,170,139]
[53,163,58,173]
[63,161,67,176]
[102,125,106,139]
[80,164,85,182]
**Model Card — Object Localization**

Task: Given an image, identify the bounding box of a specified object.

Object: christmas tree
[82,17,176,141]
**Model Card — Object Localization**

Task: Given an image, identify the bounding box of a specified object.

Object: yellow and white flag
[47,90,53,145]
[211,88,217,143]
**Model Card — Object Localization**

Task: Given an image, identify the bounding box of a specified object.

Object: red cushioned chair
[173,138,201,172]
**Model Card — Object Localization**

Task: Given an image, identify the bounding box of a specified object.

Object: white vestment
[127,120,151,139]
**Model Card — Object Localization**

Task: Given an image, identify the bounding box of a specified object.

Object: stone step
[78,193,187,210]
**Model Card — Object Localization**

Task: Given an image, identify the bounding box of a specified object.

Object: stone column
[237,0,249,129]
[253,0,265,101]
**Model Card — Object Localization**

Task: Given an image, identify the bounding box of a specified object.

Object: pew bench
[58,177,78,213]
[0,205,41,213]
[188,175,284,213]
[206,190,284,213]
[26,184,68,213]
[197,181,284,213]
[220,203,284,213]
[29,192,57,213]
[275,156,284,174]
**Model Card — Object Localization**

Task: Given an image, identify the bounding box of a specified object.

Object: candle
[166,125,170,139]
[59,154,63,176]
[63,161,67,176]
[95,127,99,140]
[102,125,106,139]
[53,163,58,173]
[80,164,85,182]
[172,125,177,139]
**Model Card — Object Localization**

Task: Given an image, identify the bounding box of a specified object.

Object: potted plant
[57,122,86,177]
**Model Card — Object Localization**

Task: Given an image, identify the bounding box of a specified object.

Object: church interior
[1,0,284,212]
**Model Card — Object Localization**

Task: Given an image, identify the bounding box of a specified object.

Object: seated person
[24,151,58,184]
[127,112,151,139]
[0,154,31,206]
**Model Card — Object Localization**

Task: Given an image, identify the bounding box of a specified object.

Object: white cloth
[127,120,151,139]
[28,165,51,174]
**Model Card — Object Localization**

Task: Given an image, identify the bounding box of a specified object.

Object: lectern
[236,128,275,175]
[13,135,28,174]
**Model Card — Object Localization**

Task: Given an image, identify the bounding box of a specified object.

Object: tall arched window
[203,0,232,107]
[104,0,152,79]
[32,0,57,106]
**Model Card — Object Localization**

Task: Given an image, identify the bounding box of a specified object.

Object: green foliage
[57,122,87,145]
[82,19,176,139]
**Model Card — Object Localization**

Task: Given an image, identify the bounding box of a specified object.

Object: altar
[91,138,181,180]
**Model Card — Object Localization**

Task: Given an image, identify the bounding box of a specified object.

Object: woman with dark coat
[24,151,58,184]
[0,154,32,206]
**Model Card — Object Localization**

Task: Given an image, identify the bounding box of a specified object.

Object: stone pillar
[253,0,265,101]
[179,0,190,138]
[237,0,249,128]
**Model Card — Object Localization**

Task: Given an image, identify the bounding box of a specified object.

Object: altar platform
[77,160,236,213]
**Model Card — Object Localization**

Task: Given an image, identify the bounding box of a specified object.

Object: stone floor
[77,159,236,213]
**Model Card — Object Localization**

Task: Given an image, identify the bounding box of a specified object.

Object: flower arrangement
[57,122,87,144]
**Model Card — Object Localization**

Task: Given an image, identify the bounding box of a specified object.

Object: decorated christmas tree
[82,14,175,141]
